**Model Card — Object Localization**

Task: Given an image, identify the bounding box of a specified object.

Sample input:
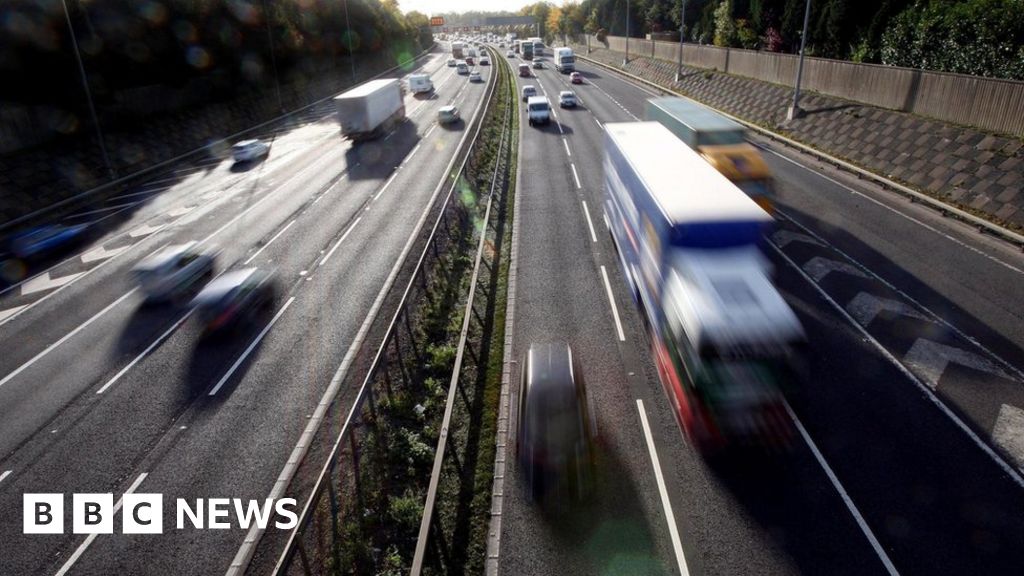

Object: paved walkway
[573,44,1024,232]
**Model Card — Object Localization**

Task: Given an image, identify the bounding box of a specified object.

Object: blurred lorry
[520,39,534,60]
[452,41,465,59]
[604,122,805,451]
[553,47,575,72]
[645,97,775,213]
[334,79,405,141]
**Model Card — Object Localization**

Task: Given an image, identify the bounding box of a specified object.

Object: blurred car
[532,57,544,69]
[469,71,483,83]
[570,71,583,84]
[516,343,596,503]
[558,91,578,108]
[6,223,90,261]
[438,105,460,125]
[191,268,275,333]
[506,50,515,58]
[446,58,456,67]
[132,242,215,303]
[479,56,490,66]
[521,85,537,102]
[232,139,269,162]
[465,56,475,66]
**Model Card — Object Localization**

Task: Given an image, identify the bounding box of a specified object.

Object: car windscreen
[528,103,548,112]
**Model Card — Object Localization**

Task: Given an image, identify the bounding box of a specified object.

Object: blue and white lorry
[604,121,805,450]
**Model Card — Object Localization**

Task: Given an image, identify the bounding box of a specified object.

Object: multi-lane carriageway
[0,39,1023,576]
[0,47,496,575]
[494,47,1024,576]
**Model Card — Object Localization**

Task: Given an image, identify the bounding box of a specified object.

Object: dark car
[516,343,597,503]
[191,268,275,333]
[6,223,90,261]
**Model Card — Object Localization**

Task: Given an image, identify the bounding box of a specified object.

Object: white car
[132,242,215,303]
[469,71,483,83]
[532,57,544,69]
[446,58,456,67]
[232,139,269,162]
[438,105,460,124]
[479,56,490,66]
[559,91,578,108]
[506,50,515,58]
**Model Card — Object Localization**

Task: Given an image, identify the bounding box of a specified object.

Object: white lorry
[334,79,405,141]
[526,96,550,126]
[553,47,575,73]
[407,73,433,94]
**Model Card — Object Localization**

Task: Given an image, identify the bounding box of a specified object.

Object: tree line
[516,0,1024,80]
[0,0,433,109]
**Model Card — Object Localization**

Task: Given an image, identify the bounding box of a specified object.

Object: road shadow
[184,302,275,403]
[229,153,270,173]
[344,119,421,181]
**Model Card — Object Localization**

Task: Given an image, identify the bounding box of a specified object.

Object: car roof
[522,85,535,90]
[135,242,198,272]
[527,96,548,105]
[234,139,260,148]
[559,90,574,96]
[439,105,456,112]
[193,268,261,305]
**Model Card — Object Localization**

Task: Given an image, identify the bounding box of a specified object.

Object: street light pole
[623,0,630,65]
[343,0,356,84]
[262,0,284,113]
[675,0,686,82]
[787,0,812,121]
[61,0,115,181]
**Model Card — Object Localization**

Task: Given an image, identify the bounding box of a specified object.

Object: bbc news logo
[23,494,297,534]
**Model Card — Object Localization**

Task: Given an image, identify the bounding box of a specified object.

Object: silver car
[132,242,215,303]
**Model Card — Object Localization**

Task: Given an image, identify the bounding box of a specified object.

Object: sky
[399,0,539,16]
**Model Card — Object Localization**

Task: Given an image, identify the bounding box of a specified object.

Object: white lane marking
[779,211,1024,382]
[581,201,597,243]
[54,472,147,576]
[903,339,1016,388]
[244,219,296,265]
[802,256,872,282]
[772,230,825,249]
[424,123,438,139]
[406,143,423,162]
[128,223,162,238]
[766,149,1024,277]
[64,202,139,219]
[319,217,363,268]
[0,470,10,484]
[562,138,571,157]
[992,404,1024,471]
[550,107,558,120]
[570,163,582,189]
[81,245,130,264]
[593,116,604,129]
[768,242,1024,488]
[585,75,640,120]
[0,290,137,389]
[556,122,565,135]
[208,296,295,396]
[785,402,901,576]
[0,305,28,323]
[600,265,626,341]
[636,399,691,576]
[168,205,196,218]
[846,292,933,326]
[22,271,86,296]
[96,310,193,394]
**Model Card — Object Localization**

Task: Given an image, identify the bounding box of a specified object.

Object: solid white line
[0,470,10,484]
[766,149,1024,277]
[562,138,571,157]
[600,265,626,341]
[424,123,438,139]
[0,290,137,389]
[581,201,597,243]
[406,142,423,162]
[570,163,581,189]
[208,296,295,396]
[785,402,901,576]
[54,472,147,576]
[244,220,296,265]
[375,172,400,201]
[64,202,140,219]
[96,311,193,394]
[636,399,691,576]
[557,122,565,135]
[768,242,1024,488]
[319,217,362,268]
[593,116,604,129]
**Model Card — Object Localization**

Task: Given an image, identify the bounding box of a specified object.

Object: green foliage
[388,490,424,533]
[737,19,759,49]
[713,0,737,46]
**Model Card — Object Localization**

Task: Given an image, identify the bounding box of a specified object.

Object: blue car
[7,224,90,260]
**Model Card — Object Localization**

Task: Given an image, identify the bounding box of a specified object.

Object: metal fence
[590,35,1024,136]
[271,47,511,575]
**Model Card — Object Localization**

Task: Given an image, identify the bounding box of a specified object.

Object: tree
[585,7,600,34]
[714,0,737,47]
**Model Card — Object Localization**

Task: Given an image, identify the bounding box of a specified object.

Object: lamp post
[262,0,284,113]
[623,0,630,65]
[787,0,811,121]
[675,0,686,82]
[61,0,115,181]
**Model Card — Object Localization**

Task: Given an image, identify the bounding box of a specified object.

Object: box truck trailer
[334,79,405,141]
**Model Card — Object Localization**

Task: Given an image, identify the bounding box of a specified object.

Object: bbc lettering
[24,494,297,534]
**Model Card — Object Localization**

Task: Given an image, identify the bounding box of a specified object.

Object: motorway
[0,46,495,575]
[497,46,1024,576]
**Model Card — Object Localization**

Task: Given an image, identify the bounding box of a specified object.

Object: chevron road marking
[903,339,1017,389]
[993,404,1024,471]
[21,271,85,296]
[772,229,826,249]
[802,256,872,282]
[846,292,934,326]
[81,245,130,264]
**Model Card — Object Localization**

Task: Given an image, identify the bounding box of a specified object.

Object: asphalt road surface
[0,46,495,576]
[496,48,1024,576]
